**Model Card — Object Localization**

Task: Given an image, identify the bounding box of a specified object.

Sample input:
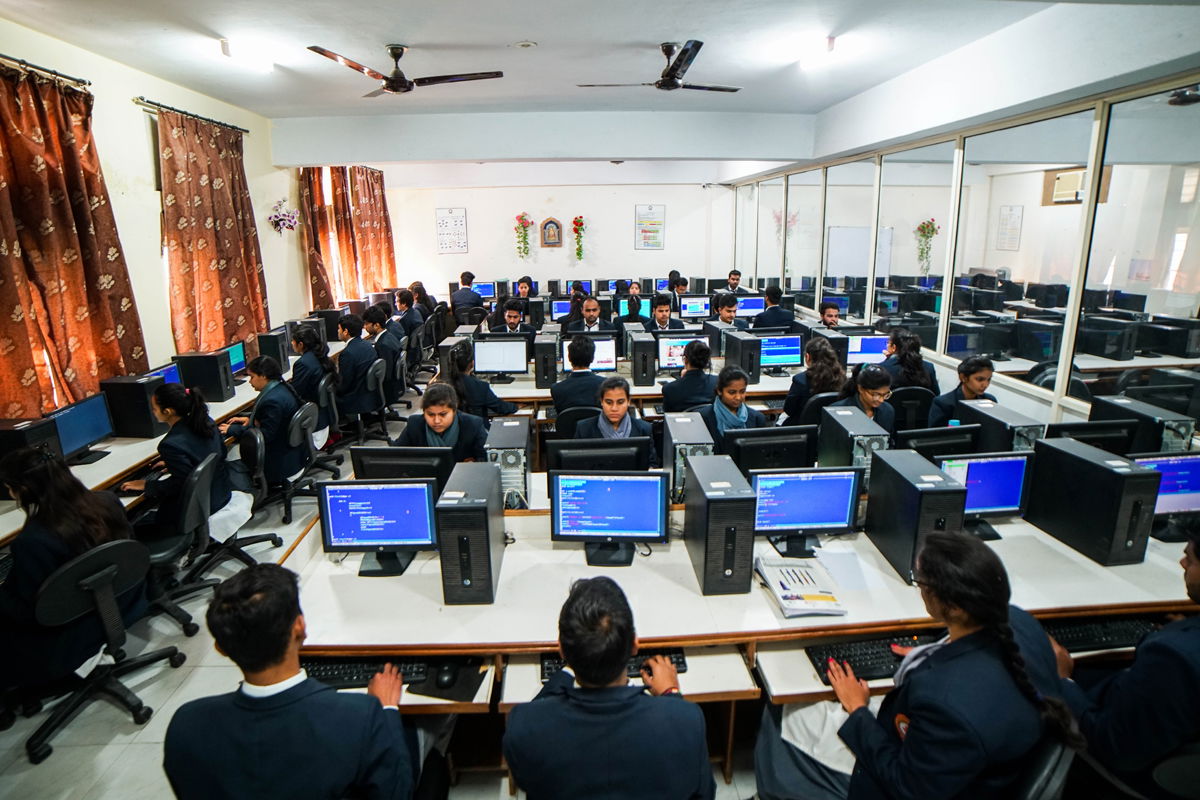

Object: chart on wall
[634,204,666,250]
[435,208,468,254]
[996,205,1022,252]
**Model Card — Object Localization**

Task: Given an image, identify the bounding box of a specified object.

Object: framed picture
[541,217,562,248]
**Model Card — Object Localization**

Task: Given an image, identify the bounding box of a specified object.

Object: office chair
[1010,736,1074,800]
[345,359,391,445]
[277,402,323,523]
[798,392,840,427]
[1030,369,1093,402]
[554,406,601,440]
[312,373,345,469]
[11,540,185,764]
[1153,741,1200,799]
[887,386,936,433]
[389,334,413,411]
[1113,368,1147,394]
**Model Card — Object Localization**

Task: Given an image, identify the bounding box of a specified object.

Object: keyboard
[653,404,665,415]
[806,633,942,686]
[544,407,557,420]
[540,649,688,683]
[300,657,429,689]
[1041,616,1159,653]
[764,399,786,410]
[0,550,11,584]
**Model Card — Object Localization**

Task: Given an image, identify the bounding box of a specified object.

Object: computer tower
[628,332,656,387]
[525,298,546,329]
[779,294,796,311]
[437,335,466,378]
[454,323,481,339]
[702,320,732,354]
[533,335,559,389]
[1147,316,1200,358]
[810,327,849,366]
[435,462,505,605]
[683,455,756,595]
[1148,368,1200,419]
[299,317,328,346]
[257,330,291,373]
[723,331,761,385]
[1014,318,1063,361]
[0,417,63,460]
[818,406,890,484]
[640,278,654,294]
[1079,316,1137,361]
[485,416,531,509]
[865,449,967,583]
[172,351,235,402]
[309,309,343,341]
[100,375,168,438]
[1089,395,1195,453]
[956,400,1046,451]
[367,292,391,307]
[1025,438,1160,566]
[664,412,715,503]
[971,288,1005,312]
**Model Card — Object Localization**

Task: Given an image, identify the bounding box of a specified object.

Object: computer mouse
[435,663,457,690]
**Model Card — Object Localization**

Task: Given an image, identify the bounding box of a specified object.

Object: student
[782,337,845,420]
[616,294,651,332]
[438,339,517,425]
[669,277,690,312]
[565,296,615,333]
[393,289,425,338]
[451,271,484,310]
[289,325,338,442]
[122,383,233,536]
[722,268,749,295]
[831,363,896,435]
[372,300,405,341]
[551,335,605,414]
[490,298,535,334]
[163,564,418,799]
[1053,525,1200,798]
[575,377,660,467]
[627,279,642,298]
[570,280,588,296]
[928,355,996,427]
[391,382,487,462]
[503,576,715,800]
[515,275,537,301]
[561,292,586,327]
[698,365,769,452]
[880,328,939,393]
[0,448,147,692]
[663,340,717,412]
[409,281,438,317]
[819,300,841,328]
[752,286,794,329]
[221,357,306,485]
[715,292,749,330]
[363,306,404,404]
[334,314,377,417]
[643,293,684,332]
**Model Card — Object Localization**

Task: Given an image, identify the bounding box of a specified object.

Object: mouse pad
[406,657,488,703]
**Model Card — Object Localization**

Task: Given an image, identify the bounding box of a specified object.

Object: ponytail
[891,329,932,389]
[992,621,1086,750]
[292,326,338,387]
[438,340,473,409]
[154,382,215,439]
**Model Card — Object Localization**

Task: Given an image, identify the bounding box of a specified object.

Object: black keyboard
[764,399,786,410]
[544,407,557,420]
[300,657,429,689]
[1041,616,1159,653]
[807,633,942,686]
[540,649,688,683]
[0,550,11,584]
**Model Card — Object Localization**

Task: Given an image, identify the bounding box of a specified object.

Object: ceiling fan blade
[308,46,388,81]
[576,83,656,88]
[413,71,503,87]
[363,87,389,98]
[662,39,703,81]
[680,83,741,93]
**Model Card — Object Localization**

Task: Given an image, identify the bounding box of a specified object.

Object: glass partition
[734,183,758,279]
[823,159,877,323]
[784,170,822,308]
[755,178,785,290]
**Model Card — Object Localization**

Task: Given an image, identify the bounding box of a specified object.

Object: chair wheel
[0,709,14,731]
[182,622,200,637]
[131,705,153,725]
[169,652,187,668]
[334,456,344,465]
[27,743,52,764]
[282,512,292,524]
[270,536,284,548]
[331,470,341,479]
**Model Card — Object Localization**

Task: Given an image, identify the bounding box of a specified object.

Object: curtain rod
[0,52,90,87]
[133,96,250,134]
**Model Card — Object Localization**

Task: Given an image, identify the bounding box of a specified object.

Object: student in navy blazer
[752,286,794,329]
[714,293,750,330]
[782,337,845,421]
[288,326,336,433]
[334,314,378,416]
[565,296,616,333]
[393,288,424,339]
[663,340,717,412]
[879,328,940,393]
[552,335,606,414]
[574,377,660,467]
[391,383,488,462]
[222,357,306,486]
[439,339,517,426]
[644,294,685,331]
[830,364,896,436]
[929,356,997,427]
[364,306,405,404]
[698,366,769,453]
[451,270,484,309]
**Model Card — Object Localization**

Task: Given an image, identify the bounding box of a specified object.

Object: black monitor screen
[545,437,652,472]
[318,480,437,550]
[894,425,982,460]
[725,426,818,474]
[349,446,455,493]
[1044,420,1136,456]
[46,393,113,458]
[936,453,1031,516]
[1132,453,1200,515]
[752,469,861,533]
[550,472,668,542]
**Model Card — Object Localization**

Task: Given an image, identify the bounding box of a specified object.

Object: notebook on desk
[755,557,846,618]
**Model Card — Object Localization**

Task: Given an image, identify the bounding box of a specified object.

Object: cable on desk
[637,543,653,558]
[503,532,516,546]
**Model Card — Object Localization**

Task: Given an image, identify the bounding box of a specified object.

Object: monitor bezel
[1044,419,1138,456]
[894,425,983,460]
[734,295,767,317]
[656,334,709,370]
[144,362,181,385]
[317,478,439,554]
[473,281,497,299]
[933,450,1034,520]
[223,341,248,375]
[725,425,818,475]
[757,334,805,367]
[548,469,670,544]
[473,337,531,375]
[1129,450,1200,518]
[545,437,653,472]
[44,392,114,460]
[844,334,891,365]
[749,466,865,536]
[678,294,713,319]
[560,335,617,372]
[349,446,455,494]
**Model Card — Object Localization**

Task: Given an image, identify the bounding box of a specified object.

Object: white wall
[0,18,309,367]
[978,169,1086,284]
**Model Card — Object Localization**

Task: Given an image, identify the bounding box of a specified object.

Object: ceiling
[0,0,1054,118]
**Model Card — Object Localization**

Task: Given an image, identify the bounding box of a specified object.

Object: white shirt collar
[240,668,307,698]
[372,329,384,342]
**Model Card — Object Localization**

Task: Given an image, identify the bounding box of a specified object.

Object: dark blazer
[643,318,685,332]
[575,415,660,468]
[336,336,378,416]
[384,318,405,342]
[460,374,517,422]
[721,284,750,295]
[565,319,616,334]
[373,329,405,403]
[290,350,332,431]
[0,493,147,689]
[881,354,940,394]
[697,402,769,454]
[503,669,714,800]
[840,606,1061,800]
[928,386,997,428]
[1061,615,1200,795]
[752,305,794,330]
[144,420,232,525]
[230,383,305,485]
[783,372,813,420]
[724,317,750,330]
[831,393,896,436]
[490,323,536,335]
[663,370,717,412]
[451,286,484,309]
[164,678,417,800]
[392,410,487,462]
[551,371,605,414]
[397,305,424,337]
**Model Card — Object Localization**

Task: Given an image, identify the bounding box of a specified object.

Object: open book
[755,556,847,618]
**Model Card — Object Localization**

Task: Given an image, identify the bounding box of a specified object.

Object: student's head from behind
[626,294,642,317]
[207,564,304,675]
[958,355,994,399]
[246,356,283,392]
[373,300,394,318]
[651,294,672,325]
[597,377,632,427]
[395,288,414,311]
[567,334,595,370]
[727,269,741,289]
[683,339,711,373]
[421,382,459,434]
[558,577,636,687]
[291,324,322,355]
[153,382,212,432]
[503,298,524,328]
[845,363,892,411]
[716,293,738,323]
[571,280,586,296]
[460,271,475,287]
[716,365,750,412]
[819,300,840,327]
[765,285,782,306]
[914,532,1009,629]
[362,306,388,335]
[337,314,364,341]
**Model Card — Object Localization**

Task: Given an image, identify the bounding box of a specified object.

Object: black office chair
[798,392,840,427]
[887,386,936,433]
[276,402,324,523]
[10,540,186,764]
[463,307,490,327]
[312,373,345,470]
[346,359,391,445]
[1114,368,1148,394]
[388,334,413,411]
[1010,736,1074,800]
[555,406,601,440]
[1030,369,1093,402]
[1153,741,1200,799]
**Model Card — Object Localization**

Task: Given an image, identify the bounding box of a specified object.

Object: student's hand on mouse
[640,655,680,696]
[1048,636,1074,679]
[827,659,869,713]
[120,479,146,493]
[367,662,404,707]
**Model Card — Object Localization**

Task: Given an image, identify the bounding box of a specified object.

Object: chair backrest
[1009,737,1074,800]
[289,401,319,450]
[556,406,601,440]
[178,453,219,558]
[684,403,710,412]
[799,392,840,426]
[887,386,936,433]
[453,306,475,325]
[1114,368,1147,393]
[366,358,387,407]
[465,307,490,326]
[238,428,268,505]
[1153,741,1200,799]
[317,372,341,434]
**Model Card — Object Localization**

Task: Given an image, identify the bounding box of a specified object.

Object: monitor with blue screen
[825,294,850,314]
[45,393,114,464]
[876,294,900,315]
[473,281,496,299]
[759,335,804,375]
[550,471,669,565]
[550,300,573,320]
[146,362,181,386]
[735,295,766,317]
[1131,452,1200,541]
[563,279,593,295]
[679,296,711,319]
[934,452,1032,540]
[752,467,863,557]
[318,479,437,576]
[845,334,890,365]
[224,341,247,374]
[618,298,636,318]
[655,278,671,292]
[917,277,938,289]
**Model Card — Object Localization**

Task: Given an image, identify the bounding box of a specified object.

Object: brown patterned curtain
[0,68,148,416]
[158,110,268,354]
[328,166,361,299]
[348,166,398,292]
[298,167,335,307]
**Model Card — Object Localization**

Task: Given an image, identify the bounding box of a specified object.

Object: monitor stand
[488,372,516,385]
[68,447,110,466]
[584,541,636,567]
[1150,515,1195,543]
[359,551,416,577]
[232,377,248,386]
[761,367,791,378]
[769,534,819,559]
[963,518,1002,541]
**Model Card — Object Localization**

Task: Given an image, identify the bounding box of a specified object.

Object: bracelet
[662,687,681,696]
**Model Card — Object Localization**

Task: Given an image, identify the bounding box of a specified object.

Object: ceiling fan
[578,40,740,93]
[308,43,503,97]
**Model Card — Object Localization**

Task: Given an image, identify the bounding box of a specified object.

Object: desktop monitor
[735,295,767,317]
[618,297,640,318]
[545,437,653,472]
[474,281,497,299]
[1044,419,1137,456]
[1130,451,1200,541]
[655,278,671,292]
[145,362,181,386]
[349,446,455,494]
[845,334,890,365]
[45,393,114,464]
[657,335,710,370]
[751,467,864,557]
[679,295,712,319]
[561,337,617,371]
[550,299,573,320]
[824,294,850,314]
[562,279,593,295]
[758,335,804,376]
[549,471,669,566]
[934,451,1033,540]
[876,294,901,315]
[223,341,247,375]
[724,425,818,477]
[946,332,980,360]
[894,425,983,461]
[473,338,529,383]
[916,276,938,289]
[1112,291,1147,313]
[318,479,438,576]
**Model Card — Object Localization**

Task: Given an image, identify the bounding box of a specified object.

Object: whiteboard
[826,226,892,278]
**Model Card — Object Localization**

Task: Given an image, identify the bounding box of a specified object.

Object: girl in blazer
[783,337,845,420]
[574,376,660,467]
[391,382,487,462]
[831,364,896,436]
[289,325,337,447]
[222,356,306,485]
[662,340,717,412]
[698,365,769,453]
[438,340,517,426]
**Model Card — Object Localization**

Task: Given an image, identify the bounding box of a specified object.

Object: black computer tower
[628,332,656,387]
[1014,318,1063,361]
[1025,438,1160,566]
[485,417,532,509]
[525,298,546,329]
[810,327,849,366]
[0,417,63,460]
[533,335,559,389]
[300,317,329,346]
[640,278,654,294]
[258,330,291,372]
[367,292,392,307]
[956,400,1046,451]
[100,375,168,438]
[1147,316,1200,358]
[703,320,733,354]
[664,412,715,502]
[865,449,967,583]
[779,294,796,311]
[1079,316,1137,361]
[723,331,761,384]
[1090,395,1195,453]
[172,351,235,402]
[309,309,343,341]
[818,406,890,483]
[683,455,756,595]
[435,462,505,604]
[437,336,466,378]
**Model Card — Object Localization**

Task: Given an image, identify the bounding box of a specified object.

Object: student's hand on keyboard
[890,644,915,657]
[1048,636,1074,679]
[639,654,680,696]
[826,659,870,713]
[120,479,146,493]
[367,662,404,707]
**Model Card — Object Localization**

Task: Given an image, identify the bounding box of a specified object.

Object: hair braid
[993,621,1085,750]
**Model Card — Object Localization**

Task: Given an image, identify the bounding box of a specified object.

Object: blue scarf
[712,398,748,436]
[426,415,461,449]
[598,412,633,440]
